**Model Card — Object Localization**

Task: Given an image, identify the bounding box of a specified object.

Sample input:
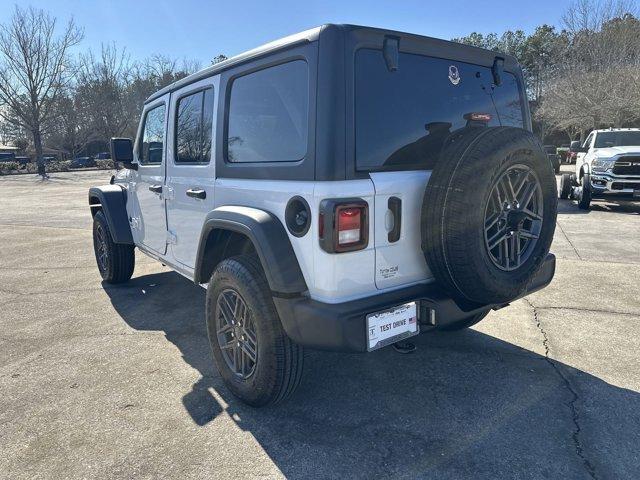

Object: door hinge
[166,231,177,245]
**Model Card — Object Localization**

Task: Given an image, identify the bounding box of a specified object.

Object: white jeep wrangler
[89,25,557,406]
[560,128,640,209]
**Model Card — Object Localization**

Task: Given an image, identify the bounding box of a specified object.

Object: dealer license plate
[367,301,419,351]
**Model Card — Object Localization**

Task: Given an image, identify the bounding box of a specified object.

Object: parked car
[14,156,31,166]
[0,152,16,162]
[70,156,96,168]
[89,24,557,406]
[566,140,581,164]
[543,145,561,174]
[559,128,640,209]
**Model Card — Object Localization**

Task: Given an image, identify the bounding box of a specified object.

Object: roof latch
[383,36,400,72]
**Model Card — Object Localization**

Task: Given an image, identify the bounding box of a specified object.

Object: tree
[540,1,640,136]
[0,6,82,177]
[75,43,132,144]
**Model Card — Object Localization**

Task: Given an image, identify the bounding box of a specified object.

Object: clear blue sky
[1,0,572,64]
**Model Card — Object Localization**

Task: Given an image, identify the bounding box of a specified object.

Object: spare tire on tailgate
[421,127,557,304]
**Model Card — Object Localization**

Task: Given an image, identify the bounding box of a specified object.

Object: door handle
[186,188,206,200]
[148,184,162,194]
[388,196,402,243]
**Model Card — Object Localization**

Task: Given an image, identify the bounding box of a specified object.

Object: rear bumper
[274,254,556,352]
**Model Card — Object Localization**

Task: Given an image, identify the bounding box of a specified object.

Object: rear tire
[577,174,592,210]
[92,210,135,284]
[206,255,303,407]
[559,173,572,199]
[438,310,490,331]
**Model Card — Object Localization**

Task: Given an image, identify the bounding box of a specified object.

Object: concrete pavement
[0,167,639,479]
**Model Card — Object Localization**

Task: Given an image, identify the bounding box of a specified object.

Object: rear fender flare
[194,206,307,295]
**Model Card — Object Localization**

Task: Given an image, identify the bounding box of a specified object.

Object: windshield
[355,49,525,171]
[594,131,640,148]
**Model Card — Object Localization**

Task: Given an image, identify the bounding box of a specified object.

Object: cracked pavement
[1,167,639,479]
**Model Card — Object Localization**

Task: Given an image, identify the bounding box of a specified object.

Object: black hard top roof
[145,24,519,104]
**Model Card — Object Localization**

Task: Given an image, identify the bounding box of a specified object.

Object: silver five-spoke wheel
[484,164,544,271]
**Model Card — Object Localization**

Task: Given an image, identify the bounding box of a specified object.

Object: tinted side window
[176,88,214,163]
[355,49,524,171]
[140,105,165,164]
[227,60,308,163]
[583,133,593,149]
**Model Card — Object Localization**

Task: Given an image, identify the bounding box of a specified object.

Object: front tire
[577,174,592,210]
[559,173,572,199]
[206,255,303,407]
[92,210,135,284]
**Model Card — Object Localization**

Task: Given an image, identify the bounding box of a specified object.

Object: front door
[134,100,168,254]
[165,78,218,268]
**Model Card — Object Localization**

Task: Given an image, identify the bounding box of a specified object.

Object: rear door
[354,49,526,289]
[134,99,169,254]
[165,77,217,268]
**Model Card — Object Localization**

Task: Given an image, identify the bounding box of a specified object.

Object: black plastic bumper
[273,254,556,352]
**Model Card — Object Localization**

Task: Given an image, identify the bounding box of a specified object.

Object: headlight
[592,158,616,172]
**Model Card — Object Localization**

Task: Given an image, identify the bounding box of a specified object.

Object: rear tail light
[337,207,362,245]
[319,199,368,253]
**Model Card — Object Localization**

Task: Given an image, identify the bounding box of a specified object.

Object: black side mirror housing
[569,141,587,154]
[110,138,137,170]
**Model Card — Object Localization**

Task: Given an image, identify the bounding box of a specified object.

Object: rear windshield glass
[355,49,524,171]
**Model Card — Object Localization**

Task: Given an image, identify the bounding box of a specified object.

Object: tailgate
[369,171,433,290]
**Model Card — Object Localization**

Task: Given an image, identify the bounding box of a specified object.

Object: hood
[593,146,640,158]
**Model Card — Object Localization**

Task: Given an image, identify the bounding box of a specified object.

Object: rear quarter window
[355,49,524,171]
[226,60,309,163]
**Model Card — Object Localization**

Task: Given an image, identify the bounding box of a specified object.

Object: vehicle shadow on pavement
[105,269,640,479]
[558,198,640,215]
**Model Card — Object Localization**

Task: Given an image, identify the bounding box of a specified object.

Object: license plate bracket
[366,301,419,351]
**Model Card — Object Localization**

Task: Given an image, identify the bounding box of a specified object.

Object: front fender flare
[194,206,307,295]
[88,185,133,244]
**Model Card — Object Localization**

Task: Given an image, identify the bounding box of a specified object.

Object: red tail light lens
[337,207,362,245]
[319,199,368,253]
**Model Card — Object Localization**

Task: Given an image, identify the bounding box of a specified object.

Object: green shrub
[96,159,115,169]
[0,162,20,174]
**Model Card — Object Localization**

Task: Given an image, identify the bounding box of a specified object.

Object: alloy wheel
[484,164,544,271]
[215,288,258,379]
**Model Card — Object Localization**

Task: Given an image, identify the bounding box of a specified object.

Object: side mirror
[569,141,587,154]
[110,138,137,170]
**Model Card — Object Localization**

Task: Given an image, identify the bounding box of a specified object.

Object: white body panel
[369,171,433,289]
[165,76,219,268]
[131,99,169,254]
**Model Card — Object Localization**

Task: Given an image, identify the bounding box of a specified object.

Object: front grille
[612,156,640,175]
[611,182,640,190]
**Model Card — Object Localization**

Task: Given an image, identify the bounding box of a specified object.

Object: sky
[1,0,573,65]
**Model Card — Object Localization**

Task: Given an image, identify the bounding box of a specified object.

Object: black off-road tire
[422,127,557,304]
[559,173,572,199]
[92,210,135,284]
[206,255,303,407]
[577,174,592,210]
[437,310,490,331]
